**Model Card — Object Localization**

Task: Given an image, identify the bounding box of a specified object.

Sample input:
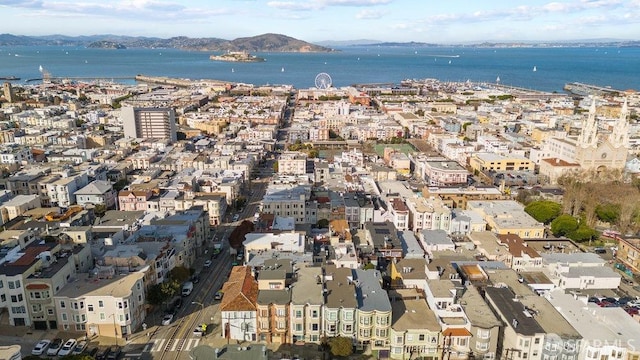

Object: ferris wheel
[315,72,332,89]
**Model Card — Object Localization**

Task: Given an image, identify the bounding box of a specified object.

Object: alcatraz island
[209,51,266,62]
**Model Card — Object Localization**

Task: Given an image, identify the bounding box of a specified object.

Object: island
[87,40,126,49]
[209,51,266,62]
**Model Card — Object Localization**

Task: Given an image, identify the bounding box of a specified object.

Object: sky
[0,0,638,43]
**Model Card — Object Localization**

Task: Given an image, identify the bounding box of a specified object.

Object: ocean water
[0,45,638,92]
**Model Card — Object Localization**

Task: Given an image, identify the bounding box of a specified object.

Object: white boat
[496,76,501,83]
[39,65,43,72]
[448,60,452,64]
[231,68,234,73]
[533,66,537,72]
[281,67,285,72]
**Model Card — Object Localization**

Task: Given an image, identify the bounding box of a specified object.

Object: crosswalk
[141,338,201,352]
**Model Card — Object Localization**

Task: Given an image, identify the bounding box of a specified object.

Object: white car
[203,260,212,268]
[162,313,174,325]
[628,300,640,308]
[72,340,88,355]
[58,339,77,356]
[31,340,51,356]
[46,338,63,356]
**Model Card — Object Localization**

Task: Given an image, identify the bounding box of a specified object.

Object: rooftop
[484,286,545,336]
[391,296,440,332]
[459,286,501,329]
[55,272,144,298]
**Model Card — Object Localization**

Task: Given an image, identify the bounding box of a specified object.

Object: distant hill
[0,33,333,52]
[87,40,126,49]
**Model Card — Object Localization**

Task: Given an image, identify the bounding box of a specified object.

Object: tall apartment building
[122,107,177,143]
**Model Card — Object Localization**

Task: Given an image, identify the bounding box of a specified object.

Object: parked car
[72,340,88,355]
[193,323,207,337]
[214,290,224,301]
[96,347,111,360]
[31,340,51,356]
[47,338,63,356]
[106,346,122,360]
[58,339,78,356]
[203,260,212,268]
[232,214,240,222]
[191,274,200,284]
[162,313,174,325]
[173,297,183,309]
[86,347,99,358]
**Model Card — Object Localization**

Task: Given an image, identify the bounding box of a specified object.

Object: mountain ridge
[0,33,334,52]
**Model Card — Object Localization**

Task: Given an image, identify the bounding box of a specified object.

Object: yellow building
[469,152,535,173]
[467,200,545,239]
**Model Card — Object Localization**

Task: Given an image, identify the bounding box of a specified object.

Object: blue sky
[0,0,638,43]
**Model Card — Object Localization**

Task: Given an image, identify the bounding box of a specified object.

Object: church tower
[609,98,629,148]
[577,98,599,148]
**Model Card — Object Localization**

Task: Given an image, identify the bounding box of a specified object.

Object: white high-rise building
[122,107,177,143]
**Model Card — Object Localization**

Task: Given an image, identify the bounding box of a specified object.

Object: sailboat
[281,67,285,72]
[448,60,452,64]
[533,65,537,72]
[496,76,501,83]
[39,65,43,72]
[231,68,235,73]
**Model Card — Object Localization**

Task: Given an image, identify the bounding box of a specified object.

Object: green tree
[568,223,598,242]
[113,179,129,192]
[317,219,329,228]
[524,200,562,224]
[363,263,375,270]
[550,214,579,237]
[328,336,353,357]
[273,161,279,173]
[169,266,191,283]
[595,203,620,224]
[146,280,180,306]
[94,204,107,217]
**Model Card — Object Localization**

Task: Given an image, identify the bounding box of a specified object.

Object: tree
[273,161,279,173]
[169,266,191,283]
[550,214,579,237]
[317,219,329,228]
[328,336,353,357]
[568,223,598,242]
[524,201,562,224]
[147,280,180,306]
[363,262,375,270]
[94,204,107,217]
[595,203,620,224]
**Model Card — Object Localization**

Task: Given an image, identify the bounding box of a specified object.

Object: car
[193,323,207,337]
[96,347,111,360]
[58,339,78,356]
[622,278,635,285]
[191,274,200,284]
[232,214,240,222]
[162,313,174,325]
[86,347,99,358]
[173,297,183,309]
[106,346,122,360]
[627,300,640,307]
[72,340,88,355]
[617,296,634,305]
[214,290,224,301]
[31,340,51,356]
[47,338,63,356]
[203,260,212,268]
[587,297,601,304]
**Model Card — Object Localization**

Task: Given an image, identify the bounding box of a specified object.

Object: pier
[564,82,622,97]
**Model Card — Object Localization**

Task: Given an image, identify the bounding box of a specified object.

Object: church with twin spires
[539,98,630,182]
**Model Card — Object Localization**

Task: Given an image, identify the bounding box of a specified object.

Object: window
[8,281,14,289]
[60,301,66,309]
[295,310,302,318]
[15,280,20,288]
[419,334,425,341]
[295,324,302,331]
[47,308,54,315]
[88,304,94,312]
[99,313,105,320]
[312,310,318,318]
[277,308,285,317]
[98,300,104,308]
[478,329,491,339]
[396,336,403,344]
[477,342,489,351]
[312,324,319,331]
[0,280,3,288]
[344,324,352,333]
[328,311,337,320]
[62,313,68,321]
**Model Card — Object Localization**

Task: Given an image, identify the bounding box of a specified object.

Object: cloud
[355,9,385,19]
[0,0,43,8]
[267,0,392,11]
